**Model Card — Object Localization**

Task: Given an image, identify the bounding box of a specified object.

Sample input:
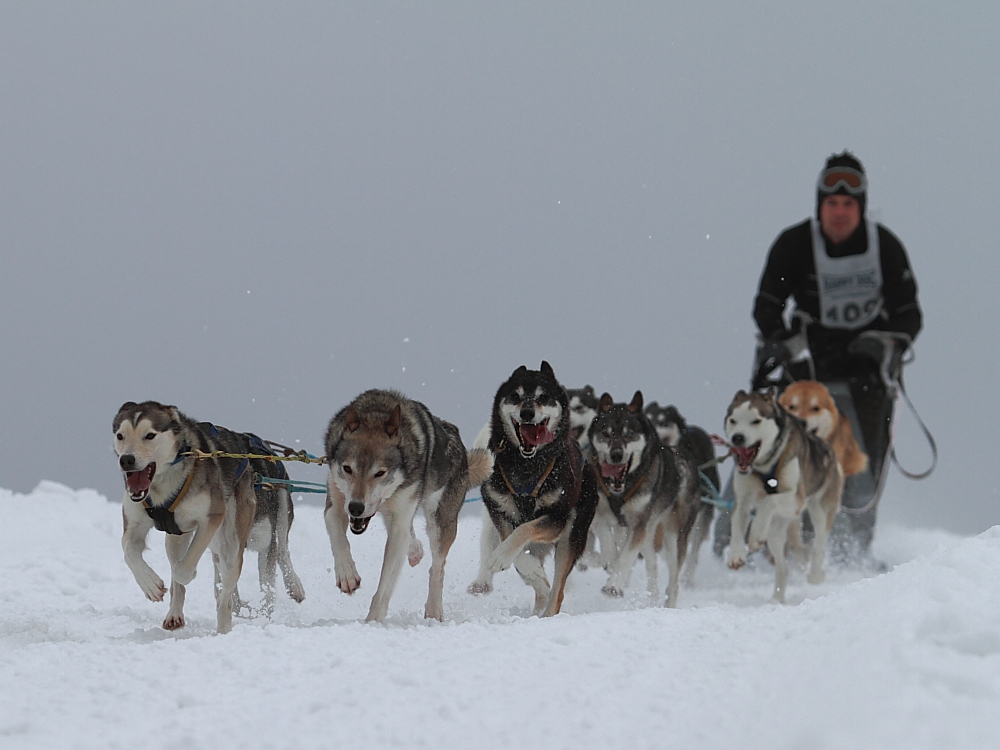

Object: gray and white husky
[589,391,701,607]
[323,389,493,622]
[114,402,259,633]
[724,388,844,602]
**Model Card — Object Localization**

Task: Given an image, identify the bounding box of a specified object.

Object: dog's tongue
[732,445,759,472]
[125,464,155,494]
[519,422,554,448]
[600,462,627,482]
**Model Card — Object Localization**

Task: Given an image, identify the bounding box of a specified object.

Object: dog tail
[472,421,491,451]
[466,447,494,488]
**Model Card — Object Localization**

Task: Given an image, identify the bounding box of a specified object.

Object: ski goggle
[817,166,867,195]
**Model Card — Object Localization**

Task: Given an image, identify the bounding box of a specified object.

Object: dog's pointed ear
[764,386,777,402]
[513,365,527,377]
[344,406,361,433]
[599,393,614,412]
[540,361,555,378]
[385,405,401,438]
[628,391,643,413]
[583,385,594,397]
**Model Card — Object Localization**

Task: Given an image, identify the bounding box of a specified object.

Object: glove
[752,339,792,390]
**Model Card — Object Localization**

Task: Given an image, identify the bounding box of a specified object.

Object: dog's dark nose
[519,406,535,423]
[119,454,136,471]
[348,501,365,518]
[610,447,624,464]
[731,433,745,447]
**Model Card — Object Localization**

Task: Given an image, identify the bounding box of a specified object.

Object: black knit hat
[816,150,866,217]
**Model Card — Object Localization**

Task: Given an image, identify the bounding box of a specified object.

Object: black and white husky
[724,388,844,602]
[589,391,702,607]
[470,362,599,616]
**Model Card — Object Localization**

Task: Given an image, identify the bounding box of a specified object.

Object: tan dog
[778,381,868,477]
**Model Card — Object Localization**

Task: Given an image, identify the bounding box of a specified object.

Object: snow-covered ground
[2,481,998,750]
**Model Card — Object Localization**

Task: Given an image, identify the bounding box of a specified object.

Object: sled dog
[475,362,598,616]
[218,429,305,614]
[324,389,492,622]
[644,401,718,584]
[778,380,869,477]
[113,401,257,633]
[590,392,701,607]
[567,385,600,451]
[724,388,844,602]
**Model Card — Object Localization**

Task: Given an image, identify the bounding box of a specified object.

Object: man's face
[819,194,861,245]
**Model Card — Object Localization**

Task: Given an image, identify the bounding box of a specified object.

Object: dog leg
[513,550,551,615]
[642,531,660,600]
[423,488,459,622]
[543,536,578,617]
[255,516,277,617]
[487,515,566,574]
[766,517,792,603]
[276,489,305,603]
[682,503,713,587]
[324,486,361,595]
[592,508,620,570]
[468,504,499,594]
[122,512,167,602]
[602,523,648,598]
[170,512,223,587]
[366,504,419,623]
[163,532,192,630]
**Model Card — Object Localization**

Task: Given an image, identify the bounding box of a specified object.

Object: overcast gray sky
[2,2,997,534]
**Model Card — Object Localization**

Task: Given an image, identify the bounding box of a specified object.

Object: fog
[2,2,997,534]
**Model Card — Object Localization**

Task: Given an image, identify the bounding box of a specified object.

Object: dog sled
[712,329,936,557]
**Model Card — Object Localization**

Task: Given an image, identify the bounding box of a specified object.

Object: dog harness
[754,465,780,495]
[592,465,645,526]
[142,467,195,535]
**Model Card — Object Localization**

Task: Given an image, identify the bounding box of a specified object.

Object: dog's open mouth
[124,463,156,502]
[349,515,372,535]
[600,458,631,493]
[731,442,761,473]
[515,418,554,457]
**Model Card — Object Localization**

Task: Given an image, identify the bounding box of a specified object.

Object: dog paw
[408,537,424,567]
[335,561,361,594]
[162,613,185,631]
[807,569,826,585]
[137,573,167,602]
[727,555,746,571]
[485,551,511,574]
[467,580,493,595]
[601,584,624,598]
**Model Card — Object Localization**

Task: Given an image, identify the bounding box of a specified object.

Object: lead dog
[324,389,492,622]
[477,362,599,616]
[113,401,257,633]
[724,389,843,602]
[590,391,701,607]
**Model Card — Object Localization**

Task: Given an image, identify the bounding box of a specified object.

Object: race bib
[812,220,883,329]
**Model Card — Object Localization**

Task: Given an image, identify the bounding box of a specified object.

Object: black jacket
[753,218,921,377]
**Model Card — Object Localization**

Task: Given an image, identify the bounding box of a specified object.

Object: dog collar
[754,466,780,495]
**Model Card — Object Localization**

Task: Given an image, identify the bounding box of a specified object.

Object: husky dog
[113,402,257,634]
[567,385,600,450]
[724,388,844,602]
[219,430,305,615]
[644,401,718,584]
[476,362,598,616]
[324,389,492,622]
[778,381,869,477]
[589,392,701,607]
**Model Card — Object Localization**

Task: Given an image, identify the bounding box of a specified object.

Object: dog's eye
[751,419,761,426]
[811,406,821,412]
[342,465,353,475]
[144,432,156,440]
[115,433,123,441]
[373,470,386,478]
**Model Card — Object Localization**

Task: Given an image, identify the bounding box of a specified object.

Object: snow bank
[1,484,998,749]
